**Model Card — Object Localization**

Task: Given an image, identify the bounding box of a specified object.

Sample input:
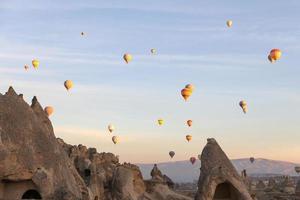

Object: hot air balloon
[108,124,115,133]
[226,20,233,28]
[187,120,193,127]
[268,54,275,63]
[158,119,164,126]
[185,84,195,92]
[44,106,54,116]
[169,151,175,158]
[123,54,132,64]
[198,154,201,160]
[250,157,255,163]
[32,59,39,69]
[239,100,248,114]
[64,80,73,91]
[151,49,156,55]
[24,65,29,70]
[181,88,193,101]
[112,136,119,144]
[190,157,196,165]
[81,32,85,36]
[295,166,300,174]
[270,49,281,61]
[186,135,192,142]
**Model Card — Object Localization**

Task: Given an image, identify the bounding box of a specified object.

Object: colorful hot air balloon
[24,65,29,70]
[108,124,115,133]
[250,157,255,163]
[181,88,193,101]
[239,100,248,114]
[44,106,54,116]
[123,54,132,64]
[151,49,156,54]
[190,157,196,165]
[187,120,193,127]
[226,20,233,28]
[268,54,275,63]
[64,80,73,91]
[185,84,194,92]
[198,154,201,160]
[158,119,164,126]
[169,151,175,158]
[32,59,39,69]
[186,135,192,142]
[112,136,119,144]
[295,166,300,174]
[270,49,281,61]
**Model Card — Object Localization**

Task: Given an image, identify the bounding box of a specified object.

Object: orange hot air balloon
[190,157,196,165]
[64,80,73,91]
[187,120,193,127]
[44,106,54,116]
[181,88,192,101]
[186,135,192,142]
[185,84,194,92]
[270,49,281,61]
[123,53,132,63]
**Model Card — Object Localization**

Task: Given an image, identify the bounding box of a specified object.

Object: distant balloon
[270,49,281,61]
[81,32,85,36]
[108,124,115,133]
[24,65,29,70]
[186,135,192,142]
[295,166,300,174]
[198,154,201,160]
[123,54,132,64]
[151,49,157,54]
[64,80,73,91]
[32,59,39,69]
[226,20,233,28]
[239,100,248,114]
[190,157,196,165]
[169,151,175,158]
[158,119,164,126]
[112,136,119,144]
[250,157,255,163]
[185,84,195,92]
[44,106,54,116]
[268,54,275,63]
[181,88,193,101]
[187,120,193,127]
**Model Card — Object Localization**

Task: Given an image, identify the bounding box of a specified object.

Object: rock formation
[0,87,191,200]
[194,138,252,200]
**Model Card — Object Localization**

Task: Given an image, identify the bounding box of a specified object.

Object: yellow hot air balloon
[187,120,193,127]
[112,136,119,144]
[239,100,248,114]
[24,65,29,71]
[32,59,39,69]
[158,119,164,126]
[108,124,115,133]
[268,54,275,63]
[44,106,54,116]
[270,49,281,61]
[64,80,73,91]
[185,84,195,92]
[181,88,193,101]
[226,20,233,28]
[151,49,156,55]
[123,54,132,64]
[186,135,192,142]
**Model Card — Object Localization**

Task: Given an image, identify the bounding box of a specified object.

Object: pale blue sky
[0,0,300,163]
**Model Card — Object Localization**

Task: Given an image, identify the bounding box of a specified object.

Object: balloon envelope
[181,88,193,101]
[250,157,255,163]
[112,136,119,144]
[226,20,233,27]
[158,119,164,126]
[169,151,175,158]
[32,59,39,69]
[108,124,115,133]
[187,120,193,127]
[270,49,281,61]
[64,80,73,91]
[190,157,196,164]
[123,54,132,63]
[239,100,248,114]
[44,106,54,116]
[186,135,192,142]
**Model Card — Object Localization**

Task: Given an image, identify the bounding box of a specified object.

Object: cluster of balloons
[268,49,281,63]
[108,124,119,144]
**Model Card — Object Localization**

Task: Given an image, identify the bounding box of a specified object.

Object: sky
[0,0,300,164]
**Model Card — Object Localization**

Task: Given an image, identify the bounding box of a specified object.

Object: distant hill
[137,158,300,183]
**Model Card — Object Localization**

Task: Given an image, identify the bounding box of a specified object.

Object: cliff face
[0,87,190,200]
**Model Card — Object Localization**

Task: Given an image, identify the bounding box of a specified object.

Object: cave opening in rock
[21,189,42,199]
[213,182,239,200]
[84,169,91,177]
